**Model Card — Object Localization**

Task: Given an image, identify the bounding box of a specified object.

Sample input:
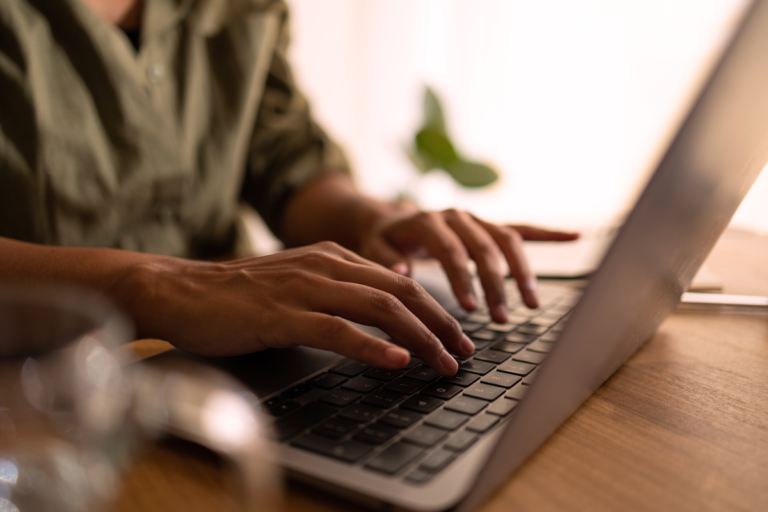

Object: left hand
[358,207,579,323]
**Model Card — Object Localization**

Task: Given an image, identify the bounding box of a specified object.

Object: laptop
[187,1,768,510]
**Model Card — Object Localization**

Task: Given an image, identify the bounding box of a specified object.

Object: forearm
[0,237,166,324]
[280,173,417,250]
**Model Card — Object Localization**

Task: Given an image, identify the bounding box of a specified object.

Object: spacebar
[365,442,424,474]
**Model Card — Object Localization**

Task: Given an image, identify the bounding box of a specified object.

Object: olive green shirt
[0,0,349,258]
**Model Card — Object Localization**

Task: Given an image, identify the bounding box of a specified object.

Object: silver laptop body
[208,1,768,509]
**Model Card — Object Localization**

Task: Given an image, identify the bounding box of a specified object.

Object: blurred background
[283,0,767,233]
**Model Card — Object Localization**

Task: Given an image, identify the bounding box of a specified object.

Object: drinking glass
[0,286,134,512]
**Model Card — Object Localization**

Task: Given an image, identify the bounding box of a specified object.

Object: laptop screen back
[460,1,768,510]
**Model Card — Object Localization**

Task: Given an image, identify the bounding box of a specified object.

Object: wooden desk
[112,229,768,512]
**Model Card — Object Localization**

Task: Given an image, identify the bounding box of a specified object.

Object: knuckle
[369,290,403,314]
[396,275,424,301]
[415,210,439,226]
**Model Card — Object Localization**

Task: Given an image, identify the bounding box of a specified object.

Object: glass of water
[0,286,134,512]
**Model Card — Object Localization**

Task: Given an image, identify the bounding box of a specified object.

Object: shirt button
[146,63,165,84]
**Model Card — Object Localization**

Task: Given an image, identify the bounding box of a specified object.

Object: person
[0,0,577,376]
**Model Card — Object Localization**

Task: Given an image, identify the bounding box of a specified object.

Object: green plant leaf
[415,127,458,165]
[424,87,446,133]
[443,160,499,188]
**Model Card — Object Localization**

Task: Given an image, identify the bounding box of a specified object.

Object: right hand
[119,242,474,376]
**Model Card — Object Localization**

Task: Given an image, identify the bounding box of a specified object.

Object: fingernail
[384,346,409,367]
[391,263,409,275]
[492,304,508,323]
[461,335,475,355]
[439,349,458,374]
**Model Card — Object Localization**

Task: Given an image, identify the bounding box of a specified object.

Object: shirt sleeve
[240,11,351,239]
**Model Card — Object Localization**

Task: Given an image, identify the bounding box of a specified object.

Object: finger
[363,237,411,276]
[474,220,539,309]
[295,313,412,369]
[509,225,580,241]
[310,281,461,376]
[389,212,477,312]
[444,210,509,323]
[330,265,473,358]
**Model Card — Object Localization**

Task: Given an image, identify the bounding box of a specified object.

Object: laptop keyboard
[263,282,579,485]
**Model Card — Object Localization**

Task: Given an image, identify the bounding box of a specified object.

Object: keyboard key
[522,370,538,385]
[487,398,518,416]
[540,332,559,343]
[459,360,495,375]
[472,340,491,351]
[513,350,547,365]
[342,376,382,394]
[274,402,339,440]
[404,366,441,382]
[281,383,313,399]
[400,395,443,414]
[463,383,505,401]
[383,377,425,395]
[364,368,403,381]
[308,373,348,389]
[380,408,422,429]
[471,329,497,341]
[318,389,362,407]
[491,341,526,354]
[442,370,480,387]
[486,323,515,333]
[365,442,424,475]
[419,449,456,472]
[293,387,327,406]
[313,417,360,440]
[466,313,491,324]
[505,332,537,343]
[497,360,536,376]
[466,414,499,433]
[505,384,528,401]
[361,390,405,408]
[425,410,469,431]
[517,324,548,335]
[527,341,552,353]
[459,321,484,333]
[354,422,399,445]
[403,425,448,447]
[473,350,510,364]
[405,469,433,484]
[444,430,478,452]
[421,382,462,400]
[405,357,423,369]
[330,359,371,377]
[338,403,383,423]
[444,395,487,415]
[481,371,521,389]
[267,398,301,417]
[292,434,373,463]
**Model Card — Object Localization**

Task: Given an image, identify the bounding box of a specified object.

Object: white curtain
[284,0,767,232]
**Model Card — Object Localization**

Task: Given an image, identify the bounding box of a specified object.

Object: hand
[119,242,474,375]
[357,208,579,323]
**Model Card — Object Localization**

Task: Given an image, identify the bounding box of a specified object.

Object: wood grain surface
[110,229,768,512]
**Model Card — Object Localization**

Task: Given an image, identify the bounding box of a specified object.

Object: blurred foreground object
[126,353,281,512]
[407,87,499,188]
[0,287,134,512]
